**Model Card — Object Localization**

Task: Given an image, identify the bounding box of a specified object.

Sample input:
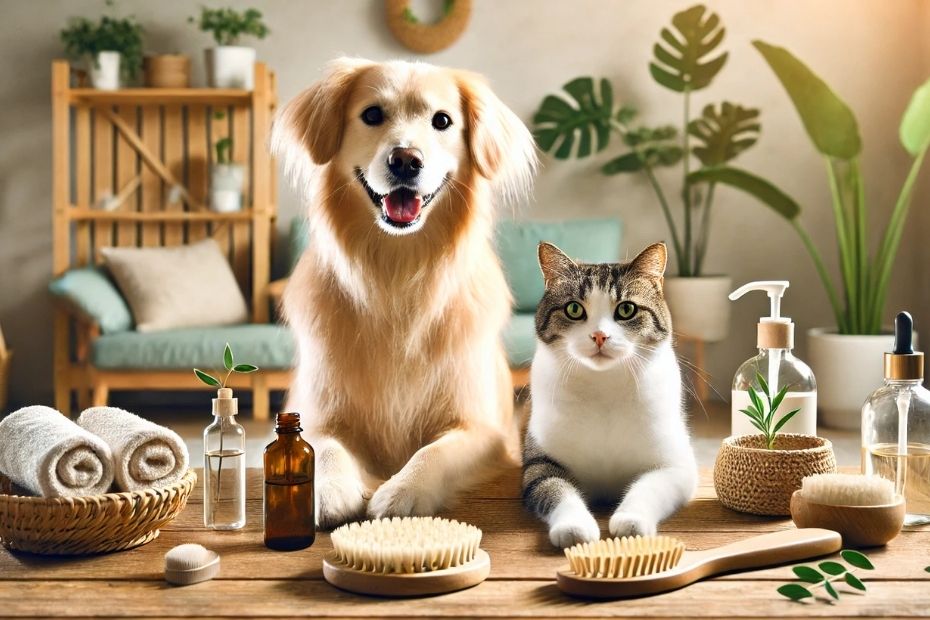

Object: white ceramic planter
[210,164,245,212]
[88,51,121,90]
[664,276,732,342]
[205,46,255,89]
[807,328,918,430]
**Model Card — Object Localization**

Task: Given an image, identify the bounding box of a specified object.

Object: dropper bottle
[862,311,930,525]
[729,281,817,436]
[203,387,246,530]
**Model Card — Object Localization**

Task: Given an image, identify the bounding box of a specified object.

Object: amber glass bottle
[263,412,315,550]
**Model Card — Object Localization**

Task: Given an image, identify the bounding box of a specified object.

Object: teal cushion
[503,313,537,367]
[92,324,295,369]
[495,219,622,312]
[49,268,133,334]
[289,217,310,272]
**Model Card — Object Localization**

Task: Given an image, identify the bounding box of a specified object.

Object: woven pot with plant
[714,374,836,516]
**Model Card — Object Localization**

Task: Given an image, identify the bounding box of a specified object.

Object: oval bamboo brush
[557,528,842,599]
[323,517,490,597]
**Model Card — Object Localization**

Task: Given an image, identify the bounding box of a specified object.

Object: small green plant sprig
[212,111,233,164]
[778,550,873,602]
[60,2,144,80]
[190,7,269,47]
[194,343,258,388]
[739,372,801,450]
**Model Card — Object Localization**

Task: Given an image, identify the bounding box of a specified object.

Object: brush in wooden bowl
[790,473,905,547]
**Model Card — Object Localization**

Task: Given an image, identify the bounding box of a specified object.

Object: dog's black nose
[387,147,423,180]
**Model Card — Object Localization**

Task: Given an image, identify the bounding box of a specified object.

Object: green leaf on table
[223,343,234,370]
[650,4,728,93]
[233,364,258,373]
[687,166,801,220]
[194,369,221,387]
[818,561,847,576]
[900,77,930,156]
[533,77,615,159]
[777,584,813,601]
[689,101,760,166]
[823,580,839,600]
[792,566,823,583]
[845,572,866,591]
[841,550,874,570]
[752,40,861,160]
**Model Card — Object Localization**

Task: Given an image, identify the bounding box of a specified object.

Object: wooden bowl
[790,490,905,547]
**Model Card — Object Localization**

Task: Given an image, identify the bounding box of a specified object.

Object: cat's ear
[538,242,577,287]
[629,242,667,279]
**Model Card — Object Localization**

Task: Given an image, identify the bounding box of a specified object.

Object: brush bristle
[564,535,685,579]
[800,473,896,506]
[165,544,214,570]
[330,517,482,574]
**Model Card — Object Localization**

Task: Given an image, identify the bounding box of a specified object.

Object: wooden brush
[557,528,842,599]
[323,517,490,597]
[790,473,905,547]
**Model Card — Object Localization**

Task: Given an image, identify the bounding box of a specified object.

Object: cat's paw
[609,511,656,537]
[367,475,443,519]
[549,513,600,548]
[317,476,369,530]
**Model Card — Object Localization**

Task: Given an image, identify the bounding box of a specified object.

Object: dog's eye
[615,302,637,321]
[432,112,452,131]
[361,106,384,126]
[564,302,586,321]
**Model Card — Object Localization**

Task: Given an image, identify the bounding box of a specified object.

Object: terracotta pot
[663,275,732,342]
[143,54,191,88]
[713,434,836,516]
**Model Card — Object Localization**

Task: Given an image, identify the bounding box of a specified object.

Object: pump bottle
[729,281,817,436]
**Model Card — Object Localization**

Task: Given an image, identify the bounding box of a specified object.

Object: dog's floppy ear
[272,57,372,170]
[455,71,537,205]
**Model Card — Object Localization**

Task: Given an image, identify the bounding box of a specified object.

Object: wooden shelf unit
[51,59,281,416]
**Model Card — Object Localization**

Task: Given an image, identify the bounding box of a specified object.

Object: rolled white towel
[77,406,189,492]
[0,405,114,497]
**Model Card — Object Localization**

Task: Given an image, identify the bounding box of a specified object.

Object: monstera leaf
[650,4,728,93]
[688,102,760,166]
[533,77,615,159]
[602,125,683,174]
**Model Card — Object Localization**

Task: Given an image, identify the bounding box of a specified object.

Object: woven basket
[713,434,836,516]
[0,469,196,555]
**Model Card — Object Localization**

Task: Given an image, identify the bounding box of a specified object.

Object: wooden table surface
[2,467,929,618]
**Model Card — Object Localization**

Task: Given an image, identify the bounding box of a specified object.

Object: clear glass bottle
[263,412,315,550]
[862,312,930,525]
[204,387,246,530]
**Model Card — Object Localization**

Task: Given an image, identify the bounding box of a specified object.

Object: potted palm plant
[533,5,782,342]
[60,10,143,90]
[210,115,245,213]
[691,42,930,428]
[190,6,269,89]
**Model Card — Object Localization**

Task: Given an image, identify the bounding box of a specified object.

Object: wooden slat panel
[114,105,139,246]
[187,105,208,242]
[251,64,271,323]
[92,107,114,260]
[140,105,162,246]
[162,104,184,245]
[74,106,91,265]
[70,87,251,106]
[51,61,71,414]
[231,105,251,293]
[209,105,231,256]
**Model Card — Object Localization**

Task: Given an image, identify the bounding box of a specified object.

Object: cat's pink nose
[591,331,609,349]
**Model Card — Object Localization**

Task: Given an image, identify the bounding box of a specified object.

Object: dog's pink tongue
[384,188,422,223]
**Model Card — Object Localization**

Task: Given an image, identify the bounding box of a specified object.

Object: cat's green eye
[564,301,586,320]
[615,301,637,321]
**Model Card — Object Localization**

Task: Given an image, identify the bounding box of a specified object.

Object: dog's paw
[317,476,368,530]
[548,512,600,549]
[367,475,443,519]
[608,511,656,537]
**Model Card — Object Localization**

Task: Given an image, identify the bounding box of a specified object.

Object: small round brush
[164,544,221,586]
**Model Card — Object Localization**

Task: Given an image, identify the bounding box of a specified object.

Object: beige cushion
[102,239,248,332]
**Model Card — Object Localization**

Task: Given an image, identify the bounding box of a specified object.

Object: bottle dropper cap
[212,387,238,417]
[884,312,923,380]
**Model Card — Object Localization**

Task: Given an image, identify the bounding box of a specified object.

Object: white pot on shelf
[87,51,121,90]
[807,328,916,430]
[204,46,255,89]
[664,275,732,342]
[210,163,245,213]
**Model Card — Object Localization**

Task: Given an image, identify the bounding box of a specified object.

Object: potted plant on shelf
[60,9,143,90]
[691,42,930,429]
[190,6,269,89]
[210,117,245,213]
[143,53,191,88]
[533,4,788,342]
[714,373,836,516]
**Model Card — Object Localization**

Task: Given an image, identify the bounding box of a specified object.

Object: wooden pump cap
[213,388,238,416]
[758,322,793,349]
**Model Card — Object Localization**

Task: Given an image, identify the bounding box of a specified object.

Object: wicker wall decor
[386,0,471,54]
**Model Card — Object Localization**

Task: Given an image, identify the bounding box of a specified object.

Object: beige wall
[0,0,927,407]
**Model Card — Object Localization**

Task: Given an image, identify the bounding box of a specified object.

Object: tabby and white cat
[522,242,698,548]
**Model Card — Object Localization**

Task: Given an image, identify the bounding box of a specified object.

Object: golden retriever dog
[271,58,536,528]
